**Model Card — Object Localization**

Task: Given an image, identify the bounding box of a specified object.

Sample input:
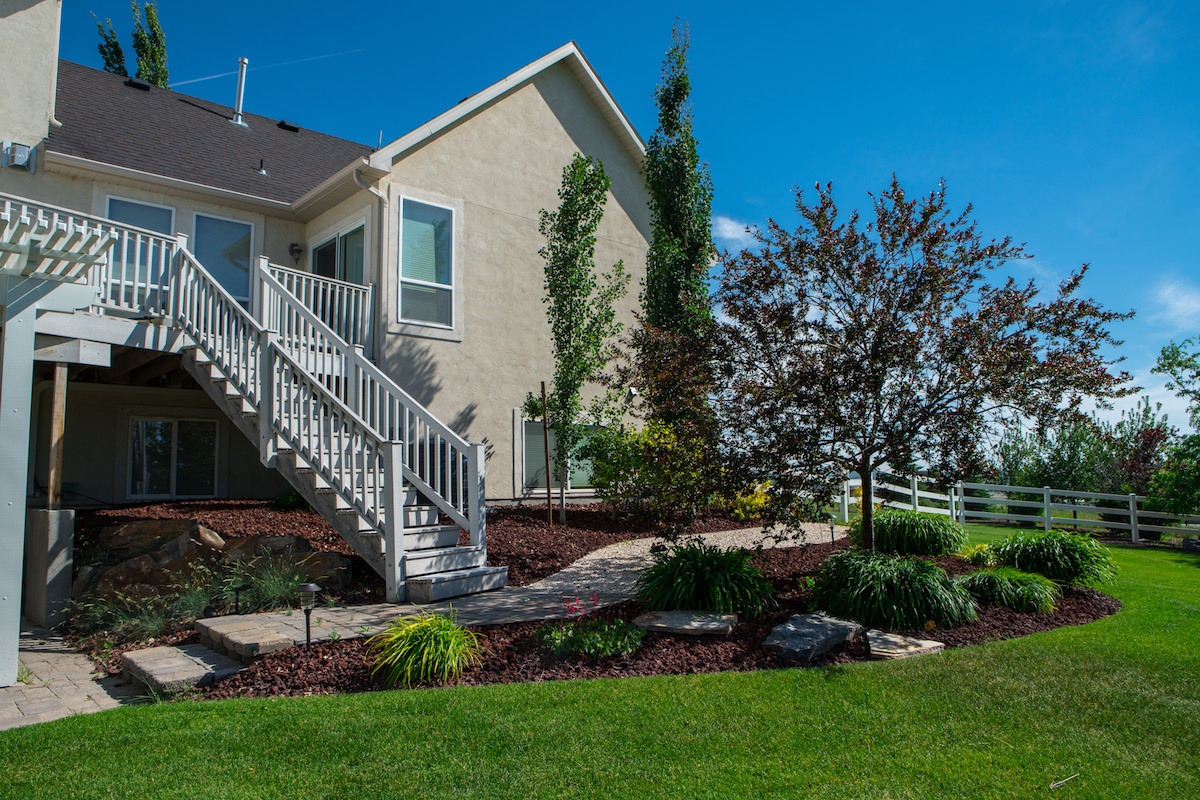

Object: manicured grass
[2,524,1198,799]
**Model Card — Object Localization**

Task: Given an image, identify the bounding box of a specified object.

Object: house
[0,0,651,686]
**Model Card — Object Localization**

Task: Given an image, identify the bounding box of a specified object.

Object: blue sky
[60,1,1200,428]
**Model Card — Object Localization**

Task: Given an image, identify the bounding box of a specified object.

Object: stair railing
[258,262,374,353]
[252,256,485,550]
[171,245,410,599]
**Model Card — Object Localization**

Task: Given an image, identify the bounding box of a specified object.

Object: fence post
[1129,493,1140,545]
[955,481,964,523]
[910,476,919,511]
[1043,486,1052,531]
[840,480,850,524]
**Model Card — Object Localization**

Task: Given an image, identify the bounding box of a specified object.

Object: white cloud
[1150,278,1200,333]
[713,215,758,251]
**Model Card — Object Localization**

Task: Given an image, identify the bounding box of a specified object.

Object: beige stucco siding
[378,62,651,499]
[0,0,60,147]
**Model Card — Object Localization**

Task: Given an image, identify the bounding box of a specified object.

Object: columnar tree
[539,154,630,522]
[1154,338,1200,427]
[96,2,169,88]
[714,178,1132,548]
[635,23,715,425]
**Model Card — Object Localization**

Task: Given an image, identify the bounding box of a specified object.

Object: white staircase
[1,192,505,604]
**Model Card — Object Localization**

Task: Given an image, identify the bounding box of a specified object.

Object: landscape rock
[89,522,225,600]
[297,551,352,589]
[220,534,310,563]
[866,630,945,660]
[633,610,737,635]
[762,613,864,663]
[99,519,211,560]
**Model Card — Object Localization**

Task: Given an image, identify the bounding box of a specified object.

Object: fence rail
[837,473,1200,544]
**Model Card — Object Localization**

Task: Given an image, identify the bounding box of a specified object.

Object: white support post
[468,442,486,549]
[257,331,277,467]
[840,480,850,524]
[251,255,268,325]
[348,344,364,417]
[948,482,956,522]
[383,441,406,602]
[1043,486,1052,532]
[910,475,919,511]
[1129,493,1140,545]
[169,233,187,325]
[364,283,376,356]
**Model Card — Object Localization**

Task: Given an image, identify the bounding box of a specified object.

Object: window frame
[105,195,176,235]
[192,211,256,302]
[398,196,456,330]
[128,416,220,501]
[309,219,368,284]
[520,418,598,495]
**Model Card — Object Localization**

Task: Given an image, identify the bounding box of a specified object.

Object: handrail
[254,258,482,541]
[263,261,374,351]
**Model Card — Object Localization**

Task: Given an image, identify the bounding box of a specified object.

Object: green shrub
[636,543,774,617]
[726,482,769,523]
[537,618,645,658]
[811,549,977,630]
[955,568,1059,614]
[221,553,304,612]
[367,612,482,688]
[849,509,968,556]
[989,529,1117,586]
[584,421,720,525]
[961,543,994,566]
[269,488,310,511]
[66,593,176,643]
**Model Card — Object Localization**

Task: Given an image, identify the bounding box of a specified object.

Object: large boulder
[763,613,864,663]
[89,520,226,600]
[219,534,310,563]
[99,518,213,560]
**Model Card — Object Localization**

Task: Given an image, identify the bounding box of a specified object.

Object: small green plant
[222,553,304,612]
[636,542,774,617]
[327,628,341,644]
[961,543,995,566]
[955,568,1059,614]
[367,611,482,688]
[537,618,645,658]
[990,529,1118,586]
[849,509,968,556]
[66,592,177,644]
[727,482,769,523]
[16,665,35,685]
[812,549,977,630]
[269,488,311,511]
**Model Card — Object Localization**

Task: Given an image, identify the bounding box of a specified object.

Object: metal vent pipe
[231,57,249,127]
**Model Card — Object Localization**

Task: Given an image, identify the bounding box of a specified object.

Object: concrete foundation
[22,509,74,628]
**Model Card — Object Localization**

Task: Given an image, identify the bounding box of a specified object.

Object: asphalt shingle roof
[47,61,373,204]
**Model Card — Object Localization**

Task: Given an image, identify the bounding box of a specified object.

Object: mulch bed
[202,541,1121,701]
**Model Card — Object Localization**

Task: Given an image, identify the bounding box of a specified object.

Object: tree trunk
[859,458,875,551]
[558,462,568,524]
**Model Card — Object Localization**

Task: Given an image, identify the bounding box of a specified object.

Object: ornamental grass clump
[955,568,1059,614]
[636,542,774,617]
[850,509,968,556]
[812,549,977,630]
[367,612,482,688]
[990,529,1117,587]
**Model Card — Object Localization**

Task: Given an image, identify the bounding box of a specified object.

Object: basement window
[521,421,596,491]
[129,418,218,499]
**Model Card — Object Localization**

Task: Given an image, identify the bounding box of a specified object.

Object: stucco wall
[29,382,288,506]
[377,62,651,499]
[0,0,60,147]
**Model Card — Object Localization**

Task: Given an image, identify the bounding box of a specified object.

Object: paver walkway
[1,522,839,730]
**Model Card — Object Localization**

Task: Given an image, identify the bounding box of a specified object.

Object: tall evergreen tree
[95,14,128,77]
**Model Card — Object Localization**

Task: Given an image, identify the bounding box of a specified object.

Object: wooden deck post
[47,363,67,510]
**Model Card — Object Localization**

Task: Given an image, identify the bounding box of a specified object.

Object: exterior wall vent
[2,142,36,172]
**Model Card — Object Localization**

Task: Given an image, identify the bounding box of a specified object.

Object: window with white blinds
[522,421,596,490]
[399,198,453,326]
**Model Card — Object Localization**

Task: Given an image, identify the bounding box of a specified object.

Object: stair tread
[408,565,507,583]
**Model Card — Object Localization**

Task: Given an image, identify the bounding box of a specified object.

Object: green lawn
[2,525,1198,799]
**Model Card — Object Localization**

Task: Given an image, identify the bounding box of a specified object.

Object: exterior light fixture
[828,515,836,546]
[288,242,303,264]
[233,582,252,615]
[297,582,323,646]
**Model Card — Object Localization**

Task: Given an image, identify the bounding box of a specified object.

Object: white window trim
[192,211,256,302]
[518,416,598,497]
[128,416,220,500]
[105,194,176,235]
[388,186,463,342]
[398,196,456,329]
[308,214,369,280]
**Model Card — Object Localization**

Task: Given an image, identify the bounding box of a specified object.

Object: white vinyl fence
[836,472,1200,544]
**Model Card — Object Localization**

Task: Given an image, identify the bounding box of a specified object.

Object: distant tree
[95,3,168,87]
[131,2,168,88]
[1146,435,1200,515]
[1153,338,1200,428]
[714,178,1133,549]
[538,154,630,522]
[94,14,128,77]
[634,22,715,427]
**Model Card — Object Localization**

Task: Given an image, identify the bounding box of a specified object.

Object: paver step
[408,565,508,604]
[122,643,244,696]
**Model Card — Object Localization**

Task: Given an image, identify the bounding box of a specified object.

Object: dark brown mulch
[202,542,1121,701]
[482,503,756,586]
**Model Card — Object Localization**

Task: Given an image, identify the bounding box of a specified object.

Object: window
[106,197,174,281]
[130,418,218,499]
[399,199,453,327]
[194,213,253,300]
[522,421,596,491]
[313,225,365,284]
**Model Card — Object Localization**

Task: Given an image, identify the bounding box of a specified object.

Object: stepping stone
[866,630,945,660]
[763,613,863,663]
[632,610,737,635]
[123,643,244,696]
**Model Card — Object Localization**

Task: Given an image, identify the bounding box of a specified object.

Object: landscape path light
[297,582,323,646]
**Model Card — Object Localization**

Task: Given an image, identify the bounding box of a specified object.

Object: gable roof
[46,61,373,205]
[370,42,645,170]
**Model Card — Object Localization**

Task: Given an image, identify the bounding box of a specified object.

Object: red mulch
[202,542,1121,701]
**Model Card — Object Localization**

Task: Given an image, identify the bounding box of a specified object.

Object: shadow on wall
[389,336,487,460]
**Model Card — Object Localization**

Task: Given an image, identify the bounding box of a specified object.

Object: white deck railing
[260,262,373,352]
